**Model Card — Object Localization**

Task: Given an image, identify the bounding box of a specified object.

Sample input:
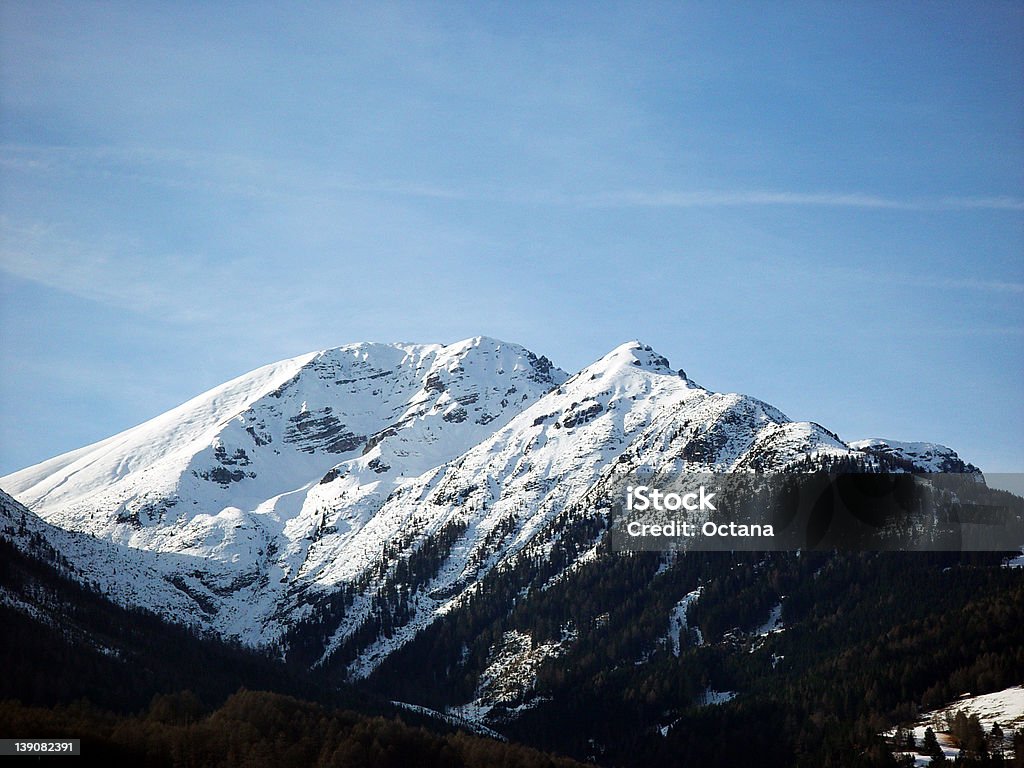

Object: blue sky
[1,1,1022,474]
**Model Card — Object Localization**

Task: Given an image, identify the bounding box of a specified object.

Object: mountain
[2,337,886,655]
[3,337,565,644]
[0,337,978,661]
[0,487,586,767]
[0,488,340,713]
[5,336,1019,767]
[849,437,981,473]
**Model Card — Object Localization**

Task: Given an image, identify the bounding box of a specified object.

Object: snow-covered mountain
[0,337,977,672]
[0,487,202,623]
[3,337,564,643]
[848,438,980,473]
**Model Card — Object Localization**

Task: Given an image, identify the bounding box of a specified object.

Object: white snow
[885,685,1024,763]
[0,336,904,677]
[390,701,505,741]
[748,600,786,653]
[448,626,576,723]
[1,338,568,647]
[931,686,1024,732]
[699,688,737,706]
[754,601,784,636]
[849,438,973,472]
[667,587,703,656]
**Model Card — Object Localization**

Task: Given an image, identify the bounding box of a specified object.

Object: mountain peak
[849,438,980,473]
[592,341,680,376]
[441,337,561,377]
[446,334,515,350]
[0,334,987,691]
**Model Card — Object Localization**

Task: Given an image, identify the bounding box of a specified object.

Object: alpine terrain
[3,336,1022,767]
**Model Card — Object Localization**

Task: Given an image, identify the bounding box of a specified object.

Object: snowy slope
[0,489,202,622]
[887,685,1024,765]
[668,588,704,656]
[310,342,863,676]
[0,337,980,672]
[1,337,565,643]
[4,350,319,515]
[849,438,980,473]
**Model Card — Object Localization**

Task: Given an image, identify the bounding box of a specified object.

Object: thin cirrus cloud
[560,189,1024,212]
[907,276,1024,294]
[2,216,1018,333]
[3,143,1023,214]
[0,219,240,324]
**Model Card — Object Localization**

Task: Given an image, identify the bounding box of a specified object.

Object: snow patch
[699,688,737,706]
[449,626,576,723]
[754,601,784,637]
[885,685,1024,763]
[667,587,703,656]
[749,600,785,652]
[390,700,505,741]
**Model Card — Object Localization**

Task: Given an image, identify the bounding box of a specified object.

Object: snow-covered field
[887,684,1024,765]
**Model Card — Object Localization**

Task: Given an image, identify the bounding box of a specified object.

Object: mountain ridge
[0,336,979,669]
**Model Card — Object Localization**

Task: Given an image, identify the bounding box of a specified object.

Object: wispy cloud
[816,262,1024,298]
[3,143,1023,213]
[888,325,1024,337]
[914,276,1024,294]
[0,217,236,323]
[562,189,1024,212]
